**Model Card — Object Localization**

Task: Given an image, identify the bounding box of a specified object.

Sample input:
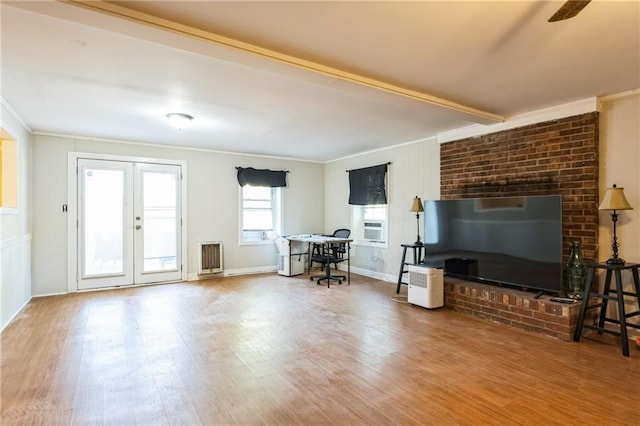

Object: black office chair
[310,229,350,269]
[310,229,350,287]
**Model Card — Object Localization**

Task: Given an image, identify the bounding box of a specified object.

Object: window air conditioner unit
[363,221,384,241]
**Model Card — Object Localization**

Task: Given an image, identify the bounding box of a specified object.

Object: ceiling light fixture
[166,113,193,129]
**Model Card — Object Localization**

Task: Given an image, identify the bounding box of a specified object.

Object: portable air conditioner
[408,265,444,309]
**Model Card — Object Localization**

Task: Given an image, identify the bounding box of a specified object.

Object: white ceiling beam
[64,0,504,125]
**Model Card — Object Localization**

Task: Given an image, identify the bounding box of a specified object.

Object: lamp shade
[410,196,424,213]
[599,185,633,211]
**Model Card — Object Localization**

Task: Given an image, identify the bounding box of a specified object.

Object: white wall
[1,104,32,330]
[599,92,639,336]
[599,92,639,264]
[324,139,440,282]
[31,135,324,296]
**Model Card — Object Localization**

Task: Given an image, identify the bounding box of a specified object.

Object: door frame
[67,152,187,293]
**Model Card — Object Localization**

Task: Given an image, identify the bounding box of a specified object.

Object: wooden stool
[573,262,640,356]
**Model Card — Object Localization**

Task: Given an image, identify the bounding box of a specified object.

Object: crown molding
[598,88,640,102]
[1,98,32,134]
[437,97,598,144]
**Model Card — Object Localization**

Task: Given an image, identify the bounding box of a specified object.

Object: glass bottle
[564,241,585,299]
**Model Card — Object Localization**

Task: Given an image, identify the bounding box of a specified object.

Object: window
[240,184,282,243]
[351,204,388,246]
[347,163,389,246]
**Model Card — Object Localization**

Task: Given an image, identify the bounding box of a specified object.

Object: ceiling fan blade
[548,0,592,22]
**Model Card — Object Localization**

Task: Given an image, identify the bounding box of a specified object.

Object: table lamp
[599,184,633,264]
[410,196,424,246]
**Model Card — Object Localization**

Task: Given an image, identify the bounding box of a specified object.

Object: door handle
[135,216,141,221]
[135,225,142,230]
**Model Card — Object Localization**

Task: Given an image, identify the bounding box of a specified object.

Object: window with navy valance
[236,167,288,187]
[348,163,388,205]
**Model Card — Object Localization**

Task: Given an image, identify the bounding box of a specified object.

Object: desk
[396,244,424,293]
[286,235,352,287]
[573,262,640,357]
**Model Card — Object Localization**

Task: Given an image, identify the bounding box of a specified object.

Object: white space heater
[408,265,444,309]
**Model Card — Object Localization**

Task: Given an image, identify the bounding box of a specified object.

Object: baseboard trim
[1,297,32,334]
[337,265,396,284]
[31,292,68,298]
[187,265,278,281]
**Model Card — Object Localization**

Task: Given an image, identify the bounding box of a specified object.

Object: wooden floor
[1,272,638,425]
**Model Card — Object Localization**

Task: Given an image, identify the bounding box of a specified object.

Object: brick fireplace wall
[440,112,599,261]
[439,112,599,339]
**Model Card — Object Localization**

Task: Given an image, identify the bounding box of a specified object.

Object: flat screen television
[422,195,563,295]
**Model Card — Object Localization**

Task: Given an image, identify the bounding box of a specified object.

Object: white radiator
[198,241,223,274]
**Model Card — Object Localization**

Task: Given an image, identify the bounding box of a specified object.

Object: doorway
[69,155,186,291]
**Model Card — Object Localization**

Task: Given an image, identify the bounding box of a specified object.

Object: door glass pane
[84,168,124,276]
[143,171,177,271]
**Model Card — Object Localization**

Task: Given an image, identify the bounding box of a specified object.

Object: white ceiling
[1,1,638,162]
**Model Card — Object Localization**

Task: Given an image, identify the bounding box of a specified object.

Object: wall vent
[198,241,223,275]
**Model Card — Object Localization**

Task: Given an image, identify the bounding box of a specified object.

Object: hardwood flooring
[1,273,638,425]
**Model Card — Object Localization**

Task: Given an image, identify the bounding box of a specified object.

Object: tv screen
[422,195,563,295]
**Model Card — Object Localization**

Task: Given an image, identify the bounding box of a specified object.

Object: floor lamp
[599,184,633,264]
[410,196,424,246]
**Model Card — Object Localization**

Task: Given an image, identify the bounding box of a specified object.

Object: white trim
[352,240,389,249]
[187,265,278,281]
[327,136,438,164]
[344,265,396,283]
[0,234,32,250]
[0,97,32,133]
[0,298,32,334]
[35,280,182,297]
[75,280,183,293]
[34,131,323,164]
[222,265,278,276]
[437,97,598,144]
[67,153,78,292]
[31,292,69,298]
[180,163,188,284]
[67,152,188,292]
[238,240,275,246]
[598,89,640,103]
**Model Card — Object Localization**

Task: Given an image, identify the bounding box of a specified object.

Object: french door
[77,159,182,290]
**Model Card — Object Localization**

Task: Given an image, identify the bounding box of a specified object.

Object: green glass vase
[564,241,585,299]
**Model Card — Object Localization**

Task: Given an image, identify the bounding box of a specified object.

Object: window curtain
[348,163,388,205]
[236,167,287,187]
